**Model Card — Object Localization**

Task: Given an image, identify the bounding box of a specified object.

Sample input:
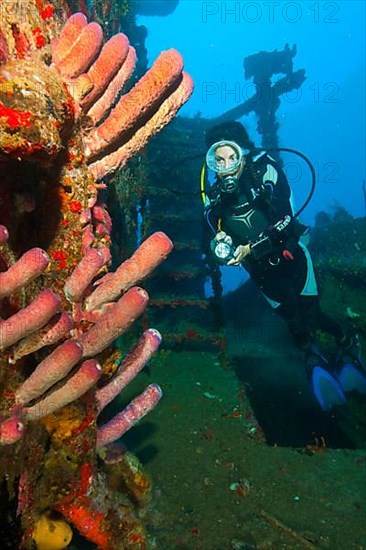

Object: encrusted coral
[0,1,193,548]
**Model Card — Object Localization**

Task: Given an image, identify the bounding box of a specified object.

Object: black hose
[189,147,316,218]
[266,147,316,218]
[172,146,316,217]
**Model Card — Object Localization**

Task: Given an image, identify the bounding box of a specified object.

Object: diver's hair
[205,121,255,150]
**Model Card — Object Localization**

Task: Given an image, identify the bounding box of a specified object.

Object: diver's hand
[214,231,232,245]
[227,244,251,266]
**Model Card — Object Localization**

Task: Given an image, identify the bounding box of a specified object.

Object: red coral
[56,496,113,550]
[32,27,46,49]
[40,5,55,20]
[69,200,83,214]
[0,102,31,128]
[50,249,68,269]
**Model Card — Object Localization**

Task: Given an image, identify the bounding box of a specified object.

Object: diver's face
[214,145,244,178]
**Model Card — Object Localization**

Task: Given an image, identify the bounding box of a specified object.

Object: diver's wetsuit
[205,150,346,350]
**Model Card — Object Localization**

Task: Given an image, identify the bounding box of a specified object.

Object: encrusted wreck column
[0,2,193,548]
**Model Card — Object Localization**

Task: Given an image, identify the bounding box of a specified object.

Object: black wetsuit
[205,150,346,350]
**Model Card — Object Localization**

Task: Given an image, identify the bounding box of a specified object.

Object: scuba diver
[203,121,366,411]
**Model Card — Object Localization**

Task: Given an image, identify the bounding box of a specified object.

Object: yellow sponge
[32,514,73,550]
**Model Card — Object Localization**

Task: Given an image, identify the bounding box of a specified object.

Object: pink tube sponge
[0,289,61,350]
[85,232,173,311]
[96,328,162,413]
[97,384,163,447]
[79,287,149,358]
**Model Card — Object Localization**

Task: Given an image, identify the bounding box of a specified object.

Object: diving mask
[206,140,244,175]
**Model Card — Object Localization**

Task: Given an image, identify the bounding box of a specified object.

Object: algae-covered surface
[118,346,366,550]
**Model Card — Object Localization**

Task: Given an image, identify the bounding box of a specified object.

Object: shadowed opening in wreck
[0,479,22,548]
[0,159,62,255]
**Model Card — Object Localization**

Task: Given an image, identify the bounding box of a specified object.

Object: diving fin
[311,365,347,411]
[337,361,366,394]
[336,335,366,394]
